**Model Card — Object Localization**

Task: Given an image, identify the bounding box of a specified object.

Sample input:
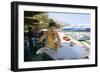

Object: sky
[48,12,91,25]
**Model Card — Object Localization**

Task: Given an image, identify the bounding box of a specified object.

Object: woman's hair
[49,21,57,27]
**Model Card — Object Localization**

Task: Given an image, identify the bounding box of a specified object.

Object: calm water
[60,30,90,44]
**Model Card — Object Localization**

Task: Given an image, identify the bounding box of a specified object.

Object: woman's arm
[56,32,61,45]
[38,35,46,42]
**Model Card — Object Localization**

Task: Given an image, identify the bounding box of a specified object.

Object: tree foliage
[24,12,62,31]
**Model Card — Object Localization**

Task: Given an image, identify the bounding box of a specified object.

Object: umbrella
[24,17,39,24]
[24,11,41,17]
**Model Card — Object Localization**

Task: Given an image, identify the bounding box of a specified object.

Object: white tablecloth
[36,42,89,60]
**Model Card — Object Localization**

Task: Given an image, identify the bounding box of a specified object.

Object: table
[36,42,89,60]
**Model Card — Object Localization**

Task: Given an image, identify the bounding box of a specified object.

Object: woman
[39,22,61,52]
